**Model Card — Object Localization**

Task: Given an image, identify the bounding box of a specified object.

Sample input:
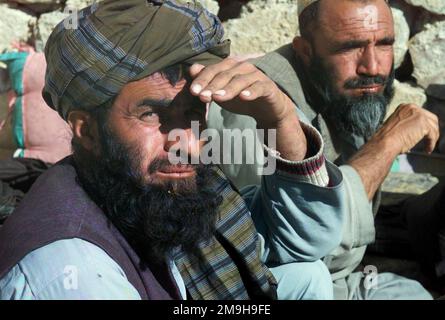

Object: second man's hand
[349,103,440,200]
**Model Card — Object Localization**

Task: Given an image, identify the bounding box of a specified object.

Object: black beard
[73,120,222,264]
[307,55,395,139]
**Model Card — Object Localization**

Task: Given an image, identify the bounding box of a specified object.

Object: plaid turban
[42,0,230,120]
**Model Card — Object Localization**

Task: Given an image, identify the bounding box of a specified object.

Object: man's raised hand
[190,58,308,162]
[189,58,295,130]
[349,103,440,200]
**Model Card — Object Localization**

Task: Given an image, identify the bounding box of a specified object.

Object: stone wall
[0,0,444,152]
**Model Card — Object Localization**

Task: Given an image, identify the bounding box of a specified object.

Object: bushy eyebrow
[135,95,206,113]
[376,36,395,46]
[334,36,395,52]
[136,99,173,108]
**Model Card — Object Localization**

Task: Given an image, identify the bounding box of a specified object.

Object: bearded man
[0,0,346,300]
[207,0,440,299]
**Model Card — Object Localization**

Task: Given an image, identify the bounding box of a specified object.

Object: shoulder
[0,238,141,300]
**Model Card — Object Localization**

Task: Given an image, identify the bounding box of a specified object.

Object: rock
[388,0,444,39]
[199,0,219,15]
[64,0,98,10]
[409,20,445,100]
[391,0,420,26]
[35,11,69,52]
[382,172,439,195]
[391,7,410,69]
[223,0,299,55]
[218,0,246,21]
[412,10,445,37]
[404,0,445,16]
[8,0,59,4]
[427,83,445,100]
[8,0,63,13]
[387,80,427,118]
[0,4,36,53]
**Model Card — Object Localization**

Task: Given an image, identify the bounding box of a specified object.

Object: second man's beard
[74,121,222,264]
[308,55,395,139]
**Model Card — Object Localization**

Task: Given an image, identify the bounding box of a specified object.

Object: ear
[67,110,99,152]
[292,36,313,67]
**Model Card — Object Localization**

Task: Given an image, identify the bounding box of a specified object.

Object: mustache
[344,75,388,89]
[148,157,199,174]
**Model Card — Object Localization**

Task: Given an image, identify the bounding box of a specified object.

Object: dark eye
[140,111,160,124]
[336,46,360,54]
[377,43,393,50]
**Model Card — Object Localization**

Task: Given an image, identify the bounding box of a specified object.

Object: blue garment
[0,238,335,300]
[0,238,141,300]
[0,125,346,300]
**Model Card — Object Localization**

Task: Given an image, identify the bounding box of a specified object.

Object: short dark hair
[299,1,320,41]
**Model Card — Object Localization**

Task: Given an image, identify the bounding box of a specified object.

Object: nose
[163,126,202,163]
[357,45,379,77]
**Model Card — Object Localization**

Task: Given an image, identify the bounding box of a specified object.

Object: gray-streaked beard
[308,56,395,139]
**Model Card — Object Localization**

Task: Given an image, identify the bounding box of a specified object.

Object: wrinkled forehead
[317,0,394,39]
[145,64,190,89]
[123,70,189,101]
[144,71,188,91]
[113,67,207,114]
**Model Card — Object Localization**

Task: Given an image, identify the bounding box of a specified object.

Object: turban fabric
[43,0,230,120]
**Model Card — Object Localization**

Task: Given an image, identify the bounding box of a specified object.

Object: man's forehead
[127,72,188,97]
[317,0,394,39]
[142,71,188,87]
[112,71,192,111]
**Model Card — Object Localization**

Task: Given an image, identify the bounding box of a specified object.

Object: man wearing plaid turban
[208,0,437,300]
[0,0,347,300]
